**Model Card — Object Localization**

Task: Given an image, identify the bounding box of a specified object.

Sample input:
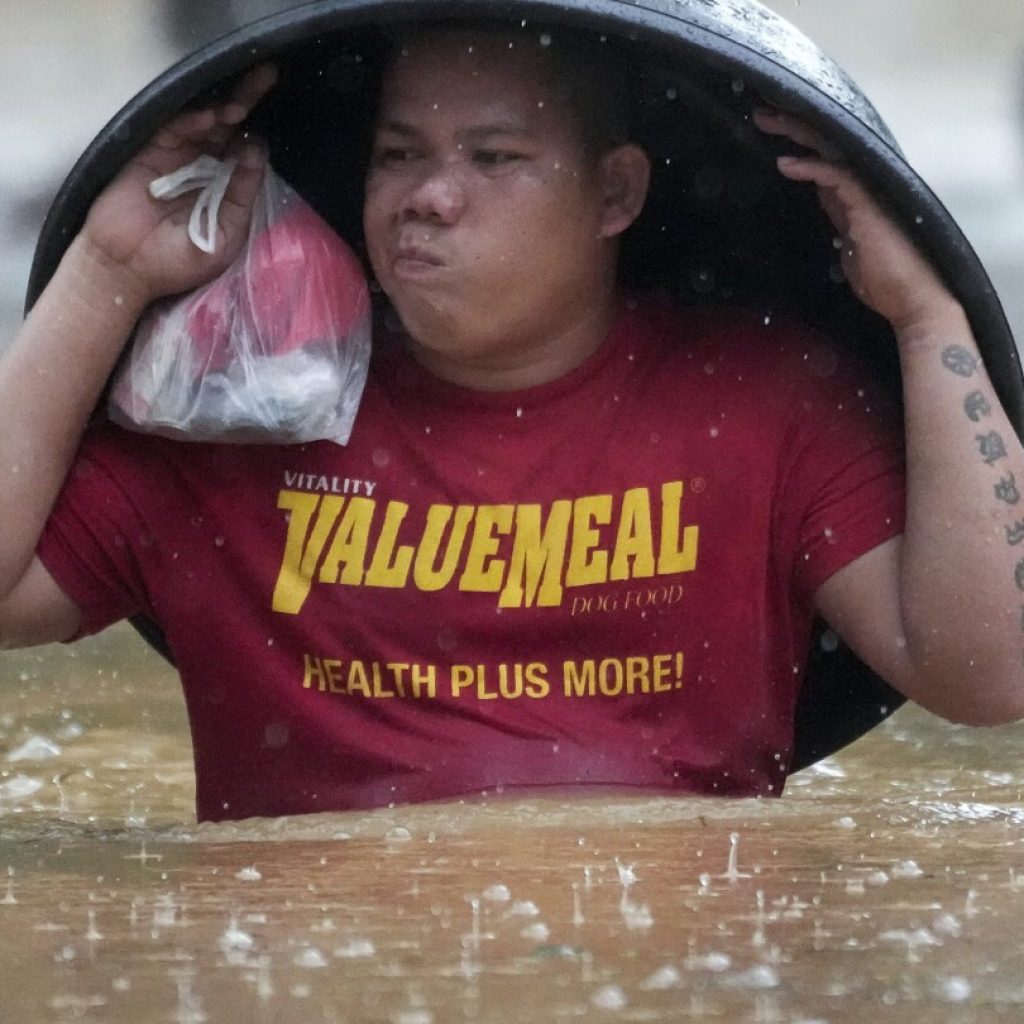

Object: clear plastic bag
[109,157,371,445]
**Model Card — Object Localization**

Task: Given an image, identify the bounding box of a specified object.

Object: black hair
[381,19,637,163]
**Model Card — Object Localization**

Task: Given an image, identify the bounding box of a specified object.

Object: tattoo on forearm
[964,391,992,422]
[942,345,979,378]
[995,473,1021,505]
[1007,522,1024,546]
[976,431,1008,466]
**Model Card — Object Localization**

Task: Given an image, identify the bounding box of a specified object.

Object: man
[1,25,1021,821]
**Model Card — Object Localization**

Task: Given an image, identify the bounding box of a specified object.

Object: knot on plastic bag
[149,155,239,254]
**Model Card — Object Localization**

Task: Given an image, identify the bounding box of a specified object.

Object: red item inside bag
[109,162,372,445]
[186,199,369,372]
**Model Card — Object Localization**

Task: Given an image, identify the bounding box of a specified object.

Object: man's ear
[597,144,651,239]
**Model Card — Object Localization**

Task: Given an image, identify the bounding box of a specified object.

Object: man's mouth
[393,244,445,271]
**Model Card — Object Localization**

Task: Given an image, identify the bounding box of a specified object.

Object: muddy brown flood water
[2,628,1024,1022]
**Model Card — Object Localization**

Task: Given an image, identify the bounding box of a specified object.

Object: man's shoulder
[69,421,260,497]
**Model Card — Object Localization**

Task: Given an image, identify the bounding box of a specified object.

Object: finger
[776,155,864,193]
[151,64,278,148]
[752,108,844,163]
[151,108,219,149]
[776,156,866,235]
[215,134,270,237]
[225,63,279,118]
[817,187,852,238]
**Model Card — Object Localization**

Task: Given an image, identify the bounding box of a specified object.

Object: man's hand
[752,108,960,336]
[80,63,278,308]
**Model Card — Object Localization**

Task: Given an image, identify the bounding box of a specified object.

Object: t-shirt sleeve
[773,337,906,607]
[36,429,156,639]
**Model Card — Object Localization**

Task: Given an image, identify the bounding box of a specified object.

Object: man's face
[363,31,618,375]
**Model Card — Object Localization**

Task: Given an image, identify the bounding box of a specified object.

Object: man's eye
[474,150,522,166]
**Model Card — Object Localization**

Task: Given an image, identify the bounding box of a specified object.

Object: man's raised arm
[755,108,1024,727]
[0,65,276,648]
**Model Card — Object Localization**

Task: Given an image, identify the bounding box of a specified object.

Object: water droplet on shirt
[539,33,552,46]
[264,722,289,749]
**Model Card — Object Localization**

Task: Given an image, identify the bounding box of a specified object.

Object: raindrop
[218,918,254,954]
[687,951,732,972]
[0,776,43,800]
[2,867,16,905]
[508,900,540,917]
[722,965,779,989]
[891,860,923,879]
[294,946,328,968]
[616,860,638,887]
[234,866,262,881]
[393,1011,434,1024]
[334,938,375,958]
[6,736,62,763]
[641,965,681,990]
[936,976,972,1002]
[591,985,627,1010]
[721,832,751,882]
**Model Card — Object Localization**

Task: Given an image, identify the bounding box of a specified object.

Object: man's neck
[403,296,620,393]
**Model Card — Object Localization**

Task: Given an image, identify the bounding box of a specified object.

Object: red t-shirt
[38,300,905,821]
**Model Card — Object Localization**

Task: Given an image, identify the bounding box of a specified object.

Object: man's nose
[401,161,467,224]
